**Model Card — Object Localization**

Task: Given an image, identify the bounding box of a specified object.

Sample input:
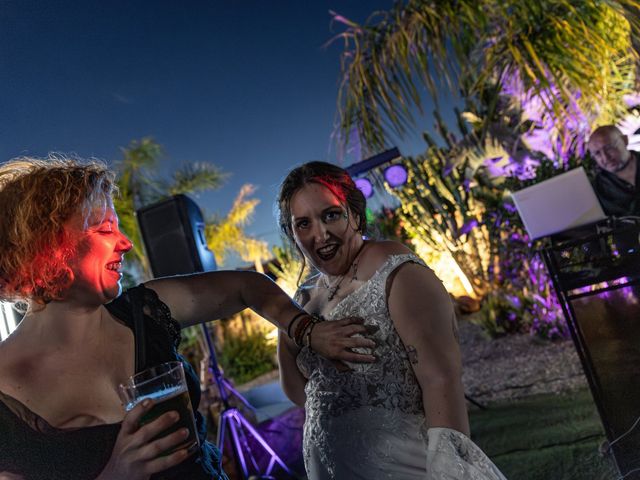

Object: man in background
[588,125,640,217]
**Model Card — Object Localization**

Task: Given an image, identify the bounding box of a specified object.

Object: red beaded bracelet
[287,311,308,339]
[293,315,314,347]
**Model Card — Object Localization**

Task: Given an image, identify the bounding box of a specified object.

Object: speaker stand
[200,324,299,480]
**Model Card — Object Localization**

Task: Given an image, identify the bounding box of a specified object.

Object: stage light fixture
[384,164,408,188]
[355,177,374,198]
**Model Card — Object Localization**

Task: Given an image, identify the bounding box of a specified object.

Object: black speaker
[136,194,217,278]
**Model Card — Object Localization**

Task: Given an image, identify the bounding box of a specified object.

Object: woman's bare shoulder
[365,240,414,264]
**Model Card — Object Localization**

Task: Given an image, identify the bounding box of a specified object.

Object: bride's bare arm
[387,261,470,436]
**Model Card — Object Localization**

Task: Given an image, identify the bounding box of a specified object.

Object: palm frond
[267,245,308,295]
[204,184,267,266]
[118,137,163,171]
[226,184,260,226]
[116,138,165,209]
[167,162,228,196]
[335,0,639,152]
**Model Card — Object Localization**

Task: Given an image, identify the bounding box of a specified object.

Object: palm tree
[333,0,640,153]
[204,184,270,271]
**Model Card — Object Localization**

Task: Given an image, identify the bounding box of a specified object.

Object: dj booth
[541,218,640,477]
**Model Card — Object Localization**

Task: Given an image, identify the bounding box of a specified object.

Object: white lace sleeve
[424,427,508,480]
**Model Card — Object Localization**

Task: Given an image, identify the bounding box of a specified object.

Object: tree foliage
[333,0,640,338]
[334,0,640,152]
[205,184,269,268]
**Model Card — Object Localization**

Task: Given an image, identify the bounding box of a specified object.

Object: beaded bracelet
[303,318,322,352]
[287,311,308,339]
[297,315,324,349]
[293,315,315,348]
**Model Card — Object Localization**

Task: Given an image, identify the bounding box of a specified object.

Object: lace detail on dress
[424,427,508,480]
[138,285,182,349]
[297,254,429,479]
[297,254,426,416]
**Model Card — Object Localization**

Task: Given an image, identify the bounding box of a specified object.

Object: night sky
[1,1,442,266]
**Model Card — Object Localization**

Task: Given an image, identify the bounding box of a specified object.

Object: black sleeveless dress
[0,285,227,480]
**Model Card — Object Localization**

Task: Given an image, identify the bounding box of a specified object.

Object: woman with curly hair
[276,161,507,480]
[0,156,375,480]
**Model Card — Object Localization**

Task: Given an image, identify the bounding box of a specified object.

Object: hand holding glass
[118,361,199,456]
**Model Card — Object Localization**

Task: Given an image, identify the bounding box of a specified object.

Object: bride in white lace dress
[276,162,507,480]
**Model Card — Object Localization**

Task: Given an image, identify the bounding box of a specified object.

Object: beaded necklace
[321,241,367,301]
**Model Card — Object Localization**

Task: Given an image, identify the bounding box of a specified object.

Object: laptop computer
[511,167,607,239]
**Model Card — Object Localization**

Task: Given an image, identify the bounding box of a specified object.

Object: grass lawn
[471,389,619,480]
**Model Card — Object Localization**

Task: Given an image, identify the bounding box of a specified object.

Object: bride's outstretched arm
[387,261,470,436]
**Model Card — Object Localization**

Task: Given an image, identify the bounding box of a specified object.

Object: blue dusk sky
[1,1,448,267]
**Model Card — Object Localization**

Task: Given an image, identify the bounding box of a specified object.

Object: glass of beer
[118,361,199,455]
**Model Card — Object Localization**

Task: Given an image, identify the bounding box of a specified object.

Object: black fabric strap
[130,287,147,372]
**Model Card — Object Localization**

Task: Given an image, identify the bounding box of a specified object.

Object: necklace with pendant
[322,242,367,301]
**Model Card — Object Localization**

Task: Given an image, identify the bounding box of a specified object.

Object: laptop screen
[510,167,607,239]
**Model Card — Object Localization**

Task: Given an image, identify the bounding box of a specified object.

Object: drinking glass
[119,361,199,455]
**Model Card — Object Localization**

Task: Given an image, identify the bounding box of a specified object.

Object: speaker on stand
[137,194,297,480]
[137,194,216,277]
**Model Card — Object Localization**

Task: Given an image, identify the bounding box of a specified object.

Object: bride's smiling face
[289,183,362,277]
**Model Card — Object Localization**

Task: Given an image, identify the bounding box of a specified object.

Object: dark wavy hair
[277,161,367,284]
[0,155,116,305]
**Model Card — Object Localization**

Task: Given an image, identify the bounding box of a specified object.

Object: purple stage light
[384,164,408,187]
[355,177,374,198]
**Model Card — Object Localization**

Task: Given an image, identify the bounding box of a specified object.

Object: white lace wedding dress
[296,254,507,480]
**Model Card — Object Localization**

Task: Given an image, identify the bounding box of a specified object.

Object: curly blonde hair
[0,155,117,304]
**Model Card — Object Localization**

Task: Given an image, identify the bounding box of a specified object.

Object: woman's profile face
[289,182,362,276]
[65,205,133,304]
